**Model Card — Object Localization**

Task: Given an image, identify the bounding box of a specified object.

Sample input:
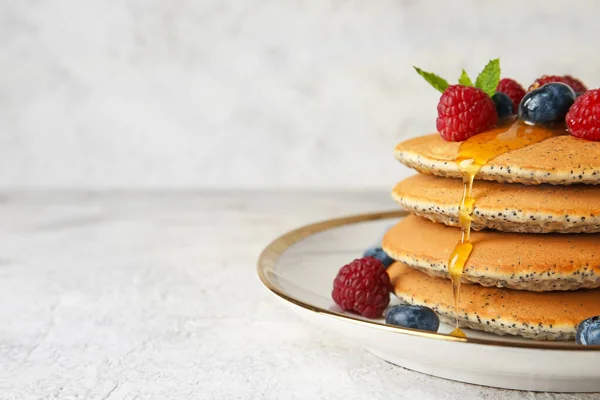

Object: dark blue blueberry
[518,82,576,124]
[385,305,439,332]
[492,92,514,120]
[363,246,395,268]
[576,315,600,345]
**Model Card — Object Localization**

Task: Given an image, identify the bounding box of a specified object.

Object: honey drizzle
[447,120,563,338]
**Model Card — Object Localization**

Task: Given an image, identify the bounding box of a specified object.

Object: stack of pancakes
[382,131,600,340]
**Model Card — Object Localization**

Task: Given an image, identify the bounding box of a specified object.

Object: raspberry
[566,89,600,141]
[332,257,391,318]
[496,78,526,112]
[529,75,587,94]
[436,85,498,142]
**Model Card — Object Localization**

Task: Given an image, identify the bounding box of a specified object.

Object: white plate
[257,210,600,393]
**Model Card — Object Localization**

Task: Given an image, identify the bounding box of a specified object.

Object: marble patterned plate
[257,210,600,393]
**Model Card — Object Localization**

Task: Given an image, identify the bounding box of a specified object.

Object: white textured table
[1,192,596,400]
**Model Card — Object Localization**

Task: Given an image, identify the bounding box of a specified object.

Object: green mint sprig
[413,67,449,93]
[414,59,501,97]
[474,59,501,97]
[458,69,473,86]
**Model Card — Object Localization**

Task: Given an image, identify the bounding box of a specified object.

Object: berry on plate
[385,305,440,332]
[491,92,514,120]
[529,75,587,95]
[576,316,600,345]
[566,89,600,141]
[332,257,391,318]
[518,82,576,124]
[363,246,395,268]
[415,59,501,142]
[496,78,526,112]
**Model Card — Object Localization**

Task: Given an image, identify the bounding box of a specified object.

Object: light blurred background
[1,0,598,190]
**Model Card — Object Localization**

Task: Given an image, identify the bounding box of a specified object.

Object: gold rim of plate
[256,210,600,351]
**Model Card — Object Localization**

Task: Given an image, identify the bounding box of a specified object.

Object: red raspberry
[529,75,587,94]
[436,85,498,142]
[566,89,600,141]
[496,78,526,112]
[332,257,391,318]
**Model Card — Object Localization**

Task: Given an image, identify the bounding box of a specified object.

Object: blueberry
[363,246,395,268]
[576,316,600,345]
[385,305,439,332]
[492,92,514,120]
[518,82,576,124]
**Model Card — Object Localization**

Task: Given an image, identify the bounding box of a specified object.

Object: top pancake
[395,134,600,185]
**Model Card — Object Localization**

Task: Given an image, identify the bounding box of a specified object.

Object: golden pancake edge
[389,262,600,340]
[395,134,600,185]
[382,215,600,291]
[393,174,600,233]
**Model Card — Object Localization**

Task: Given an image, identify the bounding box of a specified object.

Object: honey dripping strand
[446,120,563,339]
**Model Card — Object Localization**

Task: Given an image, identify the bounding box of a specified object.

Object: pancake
[382,215,600,291]
[395,134,600,185]
[388,262,600,340]
[393,174,600,233]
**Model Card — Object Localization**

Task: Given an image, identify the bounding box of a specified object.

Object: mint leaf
[414,66,449,93]
[474,59,500,97]
[458,69,473,86]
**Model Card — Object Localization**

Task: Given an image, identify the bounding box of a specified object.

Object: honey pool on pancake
[447,120,564,338]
